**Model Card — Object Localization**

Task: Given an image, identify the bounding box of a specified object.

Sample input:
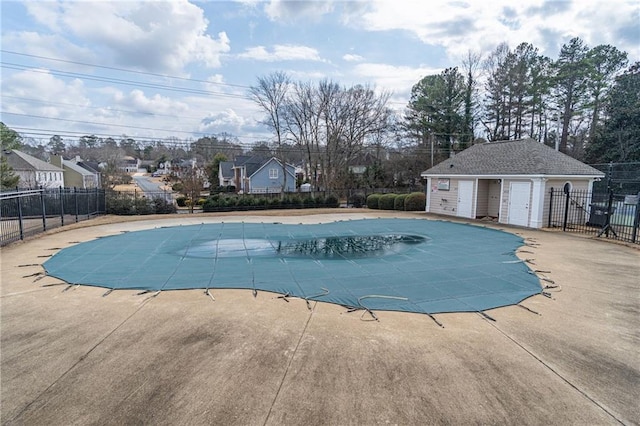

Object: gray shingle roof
[421,139,604,177]
[219,161,234,178]
[4,150,63,172]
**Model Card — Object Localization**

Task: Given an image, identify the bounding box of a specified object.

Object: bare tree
[250,72,292,196]
[181,165,205,213]
[285,81,323,190]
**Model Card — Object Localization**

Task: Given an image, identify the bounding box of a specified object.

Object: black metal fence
[548,188,640,244]
[0,187,106,246]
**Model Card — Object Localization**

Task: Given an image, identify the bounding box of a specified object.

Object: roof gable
[63,159,94,176]
[421,139,604,177]
[219,161,234,178]
[249,157,295,179]
[4,150,63,172]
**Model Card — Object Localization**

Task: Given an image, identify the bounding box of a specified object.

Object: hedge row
[106,194,177,215]
[203,194,339,212]
[366,192,426,211]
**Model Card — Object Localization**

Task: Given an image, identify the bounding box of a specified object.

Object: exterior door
[457,180,474,218]
[508,182,531,226]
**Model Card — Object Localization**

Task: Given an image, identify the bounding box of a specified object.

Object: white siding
[428,178,460,216]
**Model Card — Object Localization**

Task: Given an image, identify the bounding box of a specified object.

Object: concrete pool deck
[1,210,639,425]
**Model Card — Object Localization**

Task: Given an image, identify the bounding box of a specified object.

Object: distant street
[132,175,171,201]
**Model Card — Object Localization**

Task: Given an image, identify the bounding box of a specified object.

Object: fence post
[74,187,79,223]
[40,187,47,232]
[17,188,24,241]
[604,190,614,237]
[562,189,570,231]
[60,187,65,226]
[548,188,554,227]
[632,191,640,244]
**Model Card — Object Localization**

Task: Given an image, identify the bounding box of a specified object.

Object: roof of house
[77,161,101,174]
[234,155,266,177]
[250,157,295,178]
[421,139,605,177]
[63,159,94,176]
[219,161,234,178]
[4,150,63,172]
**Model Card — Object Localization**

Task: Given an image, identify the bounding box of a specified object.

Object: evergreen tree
[1,155,20,189]
[586,62,640,162]
[1,122,23,151]
[553,37,590,153]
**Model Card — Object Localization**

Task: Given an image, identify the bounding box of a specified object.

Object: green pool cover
[43,219,542,314]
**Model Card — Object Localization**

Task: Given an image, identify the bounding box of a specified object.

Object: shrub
[302,196,316,207]
[324,194,339,208]
[134,197,155,215]
[106,193,158,215]
[404,192,426,211]
[171,182,184,192]
[176,196,188,207]
[287,195,302,208]
[268,197,282,208]
[237,196,253,207]
[367,193,381,209]
[106,194,135,215]
[379,193,397,210]
[196,198,206,206]
[394,194,408,211]
[212,185,236,194]
[153,197,177,214]
[349,192,366,208]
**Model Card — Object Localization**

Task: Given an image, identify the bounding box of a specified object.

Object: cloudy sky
[1,0,638,148]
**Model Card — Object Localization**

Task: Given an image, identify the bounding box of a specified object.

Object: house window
[563,181,572,194]
[269,168,278,179]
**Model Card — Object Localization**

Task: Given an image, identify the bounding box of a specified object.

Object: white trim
[507,181,531,227]
[456,180,475,219]
[529,178,546,228]
[473,178,478,218]
[421,173,603,180]
[498,178,505,223]
[425,177,432,212]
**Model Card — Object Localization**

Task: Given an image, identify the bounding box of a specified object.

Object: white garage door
[508,182,531,227]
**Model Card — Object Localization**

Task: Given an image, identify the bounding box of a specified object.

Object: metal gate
[548,188,640,244]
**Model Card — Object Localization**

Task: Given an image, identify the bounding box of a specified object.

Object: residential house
[420,138,605,228]
[218,161,234,187]
[120,156,140,173]
[51,155,101,189]
[233,156,296,194]
[3,149,64,189]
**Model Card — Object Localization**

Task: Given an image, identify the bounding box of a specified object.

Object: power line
[2,95,228,122]
[1,51,410,108]
[0,49,250,90]
[1,63,249,100]
[2,111,209,136]
[10,124,452,158]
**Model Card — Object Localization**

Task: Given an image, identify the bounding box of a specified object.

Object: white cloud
[355,0,640,61]
[23,2,62,31]
[264,0,334,21]
[343,54,364,62]
[351,63,442,93]
[2,69,90,117]
[1,32,98,70]
[112,89,189,116]
[237,44,324,62]
[22,1,231,74]
[199,109,248,134]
